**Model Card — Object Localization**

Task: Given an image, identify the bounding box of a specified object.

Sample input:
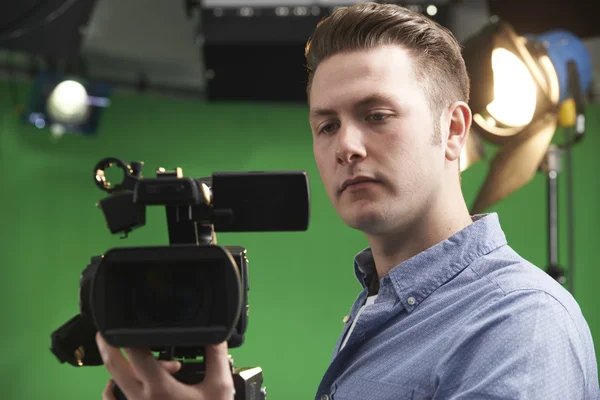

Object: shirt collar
[353,213,508,312]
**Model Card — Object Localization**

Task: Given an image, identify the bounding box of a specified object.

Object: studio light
[22,72,112,138]
[460,19,594,291]
[46,80,90,125]
[460,20,592,213]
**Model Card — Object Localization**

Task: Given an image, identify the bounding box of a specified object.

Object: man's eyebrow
[309,93,398,119]
[309,107,336,119]
[354,93,398,109]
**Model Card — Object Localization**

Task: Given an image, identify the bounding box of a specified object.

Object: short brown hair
[305,2,470,120]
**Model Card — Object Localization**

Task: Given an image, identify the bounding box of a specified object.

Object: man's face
[309,45,447,235]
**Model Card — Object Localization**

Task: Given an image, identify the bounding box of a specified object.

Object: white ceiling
[80,0,206,94]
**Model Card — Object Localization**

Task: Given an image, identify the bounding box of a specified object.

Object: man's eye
[368,113,388,122]
[320,123,339,134]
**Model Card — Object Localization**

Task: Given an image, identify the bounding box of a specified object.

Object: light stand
[461,20,592,294]
[541,60,585,293]
[542,144,567,285]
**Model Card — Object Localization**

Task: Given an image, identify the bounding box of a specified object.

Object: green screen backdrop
[1,81,598,399]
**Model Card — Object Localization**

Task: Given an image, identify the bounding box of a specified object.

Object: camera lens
[94,245,240,347]
[131,264,212,327]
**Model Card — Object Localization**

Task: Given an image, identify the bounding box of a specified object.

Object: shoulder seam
[465,244,508,296]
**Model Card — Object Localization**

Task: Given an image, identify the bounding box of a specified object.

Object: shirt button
[321,395,330,400]
[342,315,350,323]
[407,296,416,305]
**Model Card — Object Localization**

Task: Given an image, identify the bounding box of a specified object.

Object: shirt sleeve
[433,289,598,399]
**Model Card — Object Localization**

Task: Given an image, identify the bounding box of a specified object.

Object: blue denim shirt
[316,213,599,399]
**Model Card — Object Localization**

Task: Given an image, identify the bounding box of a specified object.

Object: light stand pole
[543,60,585,294]
[542,144,568,286]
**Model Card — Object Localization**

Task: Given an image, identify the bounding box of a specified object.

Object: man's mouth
[340,176,380,192]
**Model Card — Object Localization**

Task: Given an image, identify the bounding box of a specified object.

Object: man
[96,2,599,399]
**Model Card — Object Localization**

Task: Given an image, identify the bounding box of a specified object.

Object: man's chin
[342,211,389,234]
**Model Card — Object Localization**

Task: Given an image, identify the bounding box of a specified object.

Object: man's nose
[335,123,367,165]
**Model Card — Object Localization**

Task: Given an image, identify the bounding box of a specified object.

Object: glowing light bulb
[486,48,537,127]
[46,80,90,125]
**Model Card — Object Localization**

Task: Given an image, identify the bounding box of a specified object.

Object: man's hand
[96,333,235,400]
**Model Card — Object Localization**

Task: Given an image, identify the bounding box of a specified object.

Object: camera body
[50,157,310,399]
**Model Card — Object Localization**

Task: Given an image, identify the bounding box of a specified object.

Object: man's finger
[101,380,116,400]
[158,359,182,375]
[96,333,142,398]
[123,347,169,383]
[202,342,233,384]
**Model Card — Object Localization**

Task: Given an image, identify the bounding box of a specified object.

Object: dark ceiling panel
[199,2,452,102]
[488,0,599,38]
[0,0,99,60]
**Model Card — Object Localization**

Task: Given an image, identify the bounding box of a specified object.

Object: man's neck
[366,194,473,280]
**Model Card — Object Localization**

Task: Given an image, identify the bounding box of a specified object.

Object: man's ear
[445,101,472,162]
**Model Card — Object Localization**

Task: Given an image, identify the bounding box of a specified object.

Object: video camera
[49,157,310,399]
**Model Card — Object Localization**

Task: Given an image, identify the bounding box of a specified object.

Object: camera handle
[112,348,266,399]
